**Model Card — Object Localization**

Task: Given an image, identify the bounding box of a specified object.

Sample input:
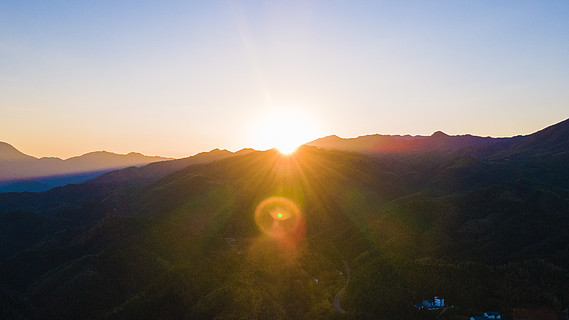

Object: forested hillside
[1,120,568,319]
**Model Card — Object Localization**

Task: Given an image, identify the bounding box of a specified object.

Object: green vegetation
[1,138,568,319]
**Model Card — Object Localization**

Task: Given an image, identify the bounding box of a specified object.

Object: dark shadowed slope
[0,149,256,212]
[503,118,569,155]
[0,119,568,319]
[0,140,568,319]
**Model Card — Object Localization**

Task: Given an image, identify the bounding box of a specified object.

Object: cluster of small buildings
[470,312,502,320]
[414,296,446,311]
[414,296,503,320]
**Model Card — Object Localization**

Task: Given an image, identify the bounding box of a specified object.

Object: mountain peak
[0,141,36,161]
[431,131,449,138]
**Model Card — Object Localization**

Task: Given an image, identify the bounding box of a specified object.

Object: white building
[484,311,502,319]
[434,296,444,307]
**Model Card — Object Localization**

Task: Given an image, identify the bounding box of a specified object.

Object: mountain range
[305,118,569,159]
[0,144,254,193]
[0,143,174,192]
[0,118,568,319]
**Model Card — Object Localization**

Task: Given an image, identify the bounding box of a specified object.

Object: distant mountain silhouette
[0,118,568,319]
[1,138,568,319]
[0,142,36,162]
[87,148,255,187]
[305,118,569,158]
[504,118,569,154]
[0,143,173,192]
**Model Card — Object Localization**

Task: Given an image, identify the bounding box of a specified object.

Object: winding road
[333,260,351,313]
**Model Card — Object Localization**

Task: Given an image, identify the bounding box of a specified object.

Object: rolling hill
[0,119,568,319]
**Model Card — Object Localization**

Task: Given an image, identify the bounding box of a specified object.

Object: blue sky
[1,1,568,158]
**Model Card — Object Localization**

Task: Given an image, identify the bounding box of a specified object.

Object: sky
[1,0,568,159]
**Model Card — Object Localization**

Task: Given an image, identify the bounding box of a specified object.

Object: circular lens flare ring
[255,197,302,237]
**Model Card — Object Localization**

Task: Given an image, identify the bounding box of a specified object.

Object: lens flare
[271,210,291,220]
[254,197,305,247]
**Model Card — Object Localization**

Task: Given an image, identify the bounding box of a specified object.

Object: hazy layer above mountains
[0,142,172,180]
[2,117,568,193]
[0,143,256,193]
[0,143,174,192]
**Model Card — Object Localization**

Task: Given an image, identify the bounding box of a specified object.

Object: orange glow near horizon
[251,107,321,155]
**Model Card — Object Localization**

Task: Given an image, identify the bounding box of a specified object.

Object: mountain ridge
[0,142,36,162]
[0,118,568,319]
[86,147,256,188]
[305,118,569,158]
[0,143,175,192]
[1,141,568,318]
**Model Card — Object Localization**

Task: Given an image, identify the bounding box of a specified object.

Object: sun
[276,141,300,155]
[252,108,319,155]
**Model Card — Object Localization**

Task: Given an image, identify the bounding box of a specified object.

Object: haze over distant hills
[0,143,257,193]
[0,143,174,192]
[0,118,568,319]
[0,142,173,180]
[3,117,568,194]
